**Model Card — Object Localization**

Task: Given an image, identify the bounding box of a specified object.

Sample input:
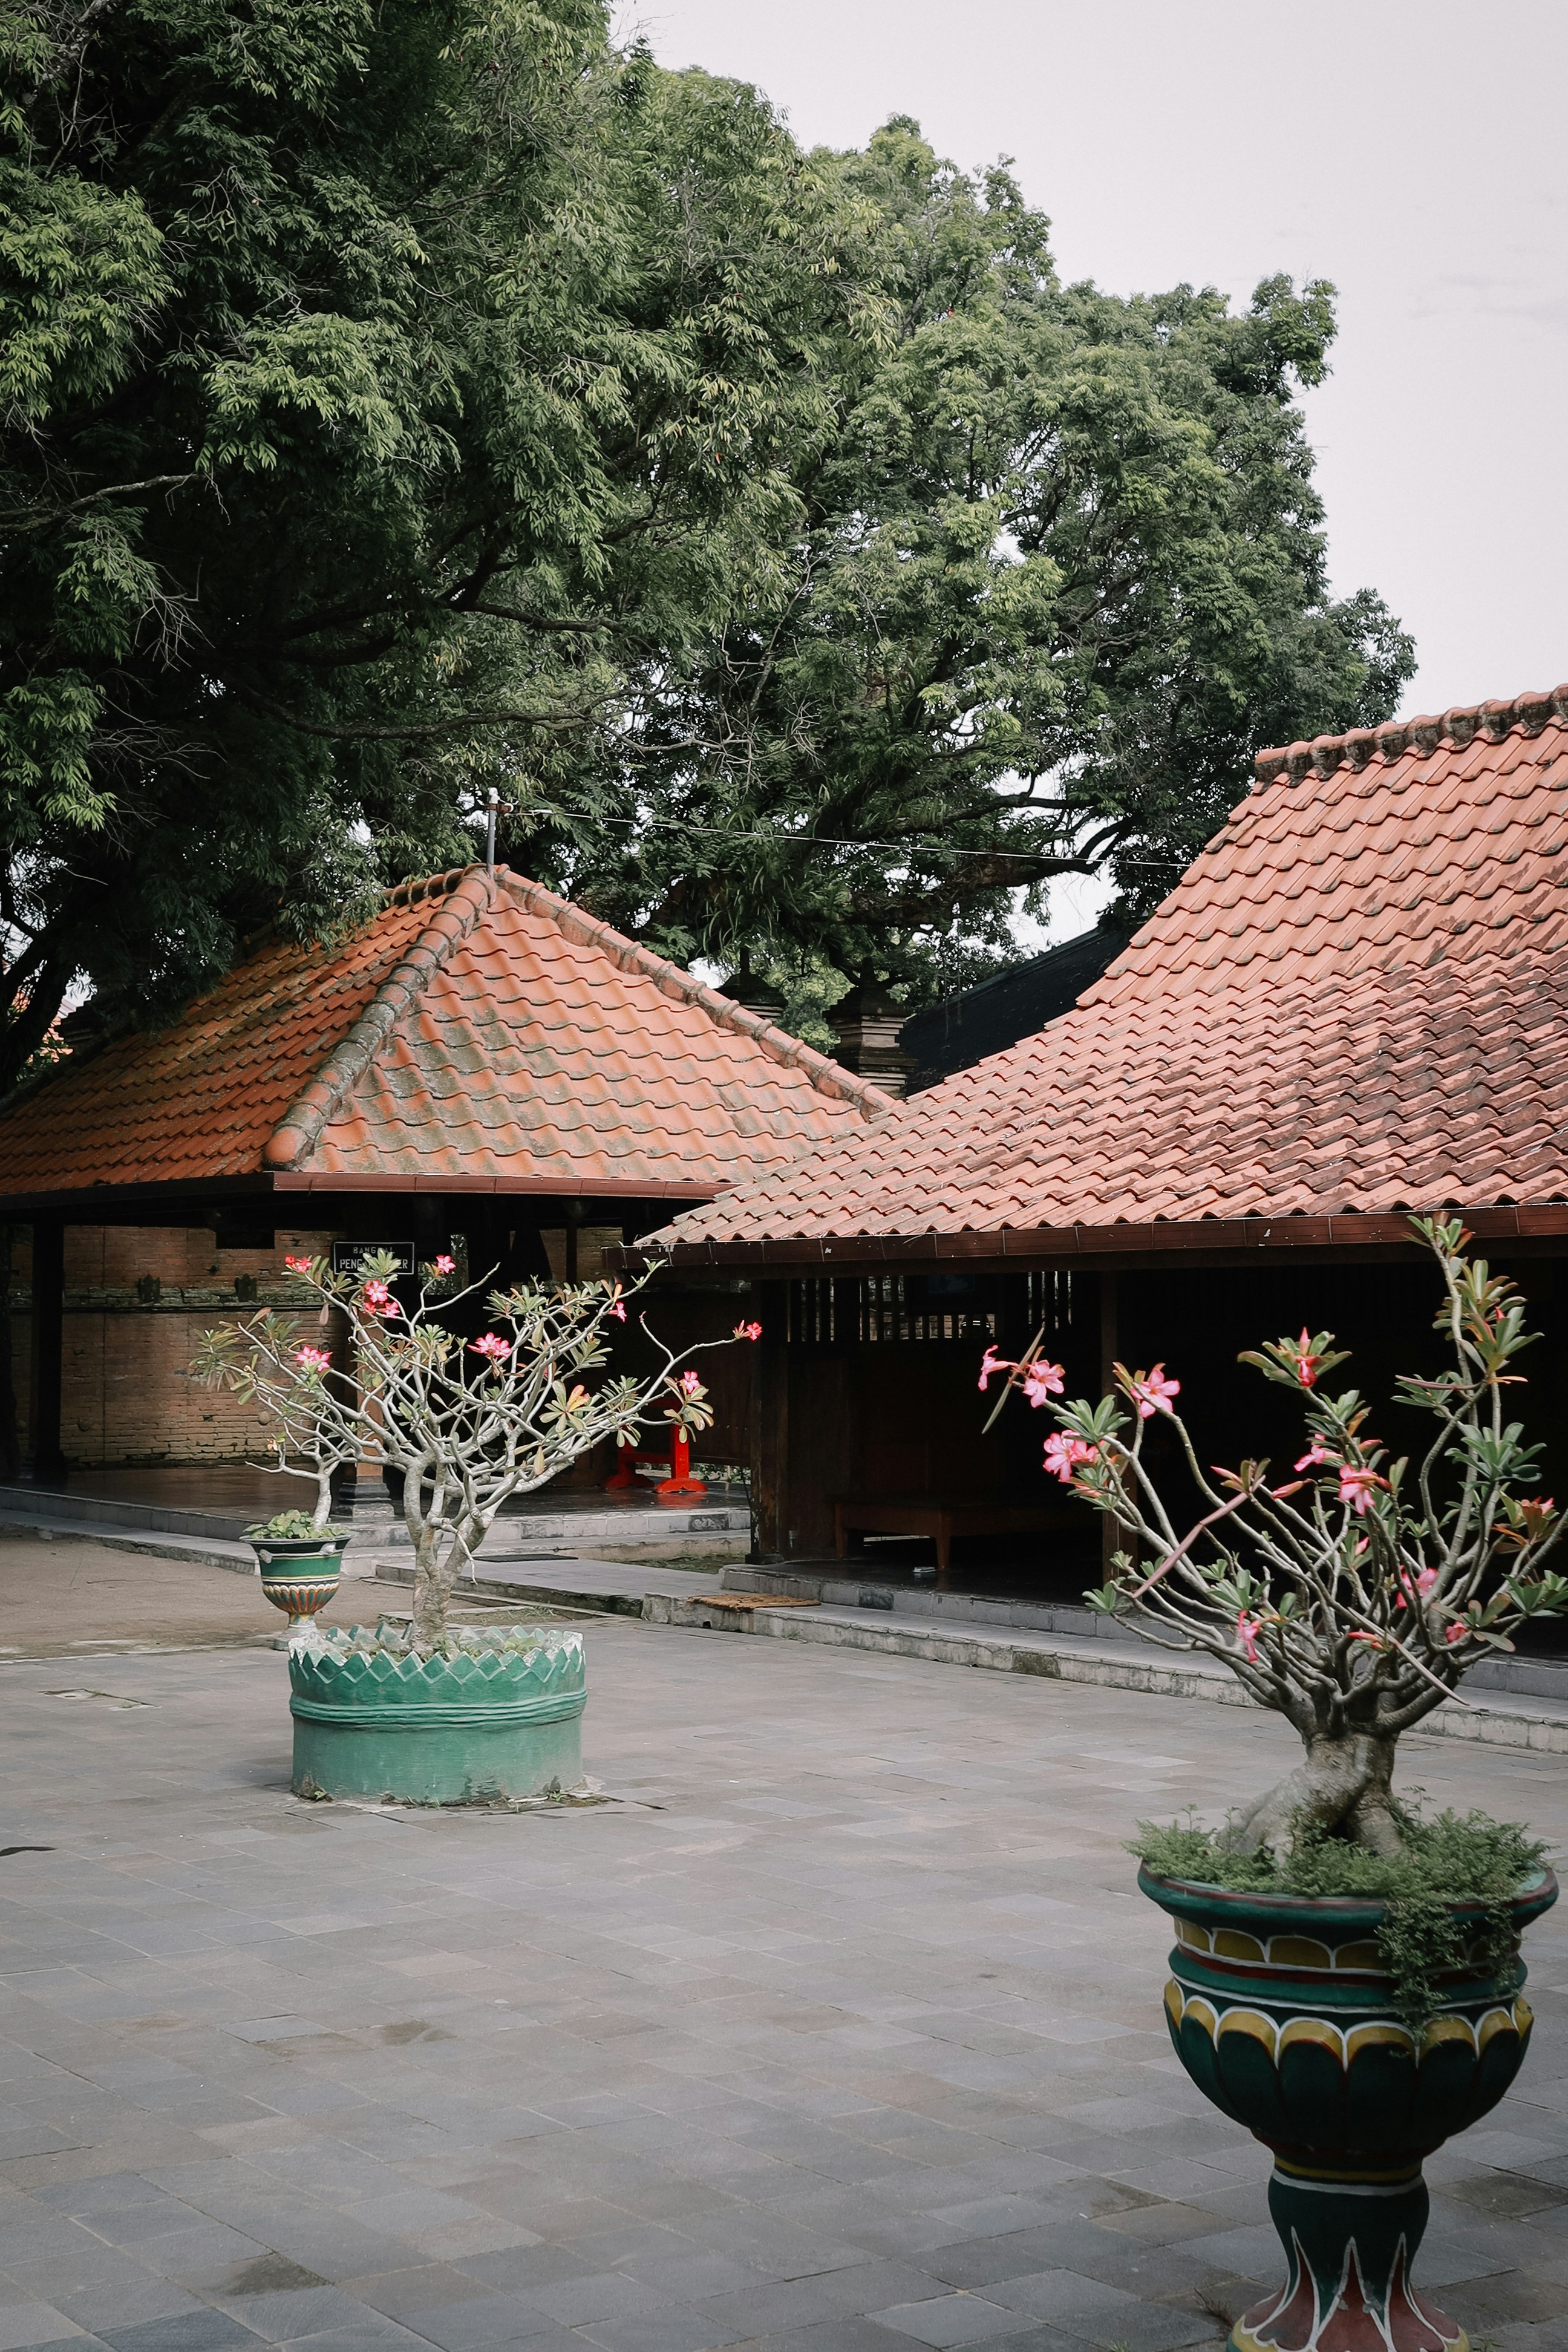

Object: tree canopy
[2,9,1412,1083]
[531,118,1413,1010]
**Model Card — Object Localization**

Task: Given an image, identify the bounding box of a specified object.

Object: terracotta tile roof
[0,867,889,1203]
[655,688,1568,1256]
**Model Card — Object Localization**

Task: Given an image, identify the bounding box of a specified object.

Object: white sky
[632,1,1568,940]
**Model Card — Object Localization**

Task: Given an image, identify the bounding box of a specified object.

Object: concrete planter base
[288,1625,586,1804]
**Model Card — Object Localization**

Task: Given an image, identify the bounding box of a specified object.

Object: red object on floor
[656,1429,706,1503]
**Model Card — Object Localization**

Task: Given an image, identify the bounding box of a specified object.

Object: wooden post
[1099,1269,1119,1580]
[30,1216,65,1486]
[751,1279,787,1560]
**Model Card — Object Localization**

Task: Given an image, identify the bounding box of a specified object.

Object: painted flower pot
[250,1534,350,1630]
[288,1625,586,1805]
[1140,1863,1558,2352]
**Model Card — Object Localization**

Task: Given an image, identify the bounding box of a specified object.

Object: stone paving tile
[0,1619,1567,2347]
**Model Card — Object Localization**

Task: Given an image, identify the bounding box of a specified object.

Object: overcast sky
[629,0,1568,941]
[633,0,1565,717]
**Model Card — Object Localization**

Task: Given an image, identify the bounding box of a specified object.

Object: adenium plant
[985,1220,1568,1858]
[192,1252,757,1646]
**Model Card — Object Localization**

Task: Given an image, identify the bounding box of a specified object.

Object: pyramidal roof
[654,686,1568,1260]
[0,866,890,1206]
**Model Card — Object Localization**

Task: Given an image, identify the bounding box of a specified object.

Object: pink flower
[1295,1440,1334,1471]
[1043,1432,1097,1484]
[433,1254,456,1275]
[1338,1465,1388,1515]
[1236,1610,1261,1662]
[293,1345,331,1373]
[1445,1622,1469,1646]
[1287,1329,1322,1387]
[733,1320,762,1341]
[1396,1566,1439,1612]
[1022,1360,1066,1408]
[1128,1365,1180,1419]
[978,1347,1016,1394]
[470,1333,512,1364]
[610,1301,627,1322]
[284,1254,313,1273]
[364,1278,391,1305]
[679,1370,703,1397]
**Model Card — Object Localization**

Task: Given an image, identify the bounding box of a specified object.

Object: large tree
[531,119,1413,1006]
[0,2,877,1086]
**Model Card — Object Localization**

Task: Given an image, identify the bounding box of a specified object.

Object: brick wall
[10,1225,342,1467]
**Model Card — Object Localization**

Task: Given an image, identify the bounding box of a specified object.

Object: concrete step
[723,1563,1568,1707]
[644,1590,1568,1755]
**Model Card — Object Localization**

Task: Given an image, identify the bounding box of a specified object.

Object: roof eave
[619,1201,1568,1275]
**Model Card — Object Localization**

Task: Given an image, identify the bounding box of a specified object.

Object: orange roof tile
[654,688,1568,1258]
[0,867,889,1203]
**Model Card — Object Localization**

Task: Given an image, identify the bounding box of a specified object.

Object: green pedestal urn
[250,1532,350,1630]
[1141,1864,1558,2352]
[289,1625,587,1804]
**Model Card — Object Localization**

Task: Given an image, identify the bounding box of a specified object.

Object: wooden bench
[833,1497,1067,1576]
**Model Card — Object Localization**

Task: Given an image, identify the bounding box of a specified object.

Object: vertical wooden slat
[30,1216,65,1486]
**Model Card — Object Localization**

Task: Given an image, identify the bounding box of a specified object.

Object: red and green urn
[1140,1864,1558,2352]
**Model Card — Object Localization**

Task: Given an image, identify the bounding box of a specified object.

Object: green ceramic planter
[289,1625,586,1804]
[250,1534,350,1631]
[1141,1863,1558,2352]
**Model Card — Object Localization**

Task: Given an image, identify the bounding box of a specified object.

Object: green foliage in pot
[245,1511,348,1543]
[1133,1805,1549,2029]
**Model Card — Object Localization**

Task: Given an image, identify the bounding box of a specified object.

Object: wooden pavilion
[642,688,1568,1587]
[0,864,889,1480]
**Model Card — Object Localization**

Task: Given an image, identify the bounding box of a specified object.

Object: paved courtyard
[2,1603,1568,2352]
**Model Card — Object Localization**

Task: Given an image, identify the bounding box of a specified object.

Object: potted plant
[194,1253,756,1805]
[244,1507,351,1632]
[986,1220,1566,2352]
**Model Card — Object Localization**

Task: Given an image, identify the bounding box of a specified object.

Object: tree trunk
[1225,1731,1403,1860]
[410,1527,449,1645]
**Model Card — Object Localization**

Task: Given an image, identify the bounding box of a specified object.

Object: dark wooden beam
[1098,1272,1118,1583]
[752,1281,788,1560]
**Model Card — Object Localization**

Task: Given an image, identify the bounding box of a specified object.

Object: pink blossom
[363,1278,391,1305]
[1295,1440,1334,1471]
[1235,1610,1261,1662]
[978,1347,1015,1394]
[1287,1329,1323,1387]
[470,1333,512,1364]
[733,1320,762,1341]
[610,1301,627,1321]
[1444,1621,1469,1646]
[433,1253,456,1275]
[679,1370,703,1398]
[1395,1566,1439,1613]
[1128,1364,1180,1419]
[1043,1432,1097,1484]
[1022,1360,1066,1408]
[1338,1465,1387,1515]
[293,1345,331,1373]
[284,1253,314,1273]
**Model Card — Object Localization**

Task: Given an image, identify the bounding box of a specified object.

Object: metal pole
[485,786,498,874]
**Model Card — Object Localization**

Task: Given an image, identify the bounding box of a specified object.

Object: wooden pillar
[30,1216,65,1486]
[751,1279,788,1560]
[1098,1270,1119,1579]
